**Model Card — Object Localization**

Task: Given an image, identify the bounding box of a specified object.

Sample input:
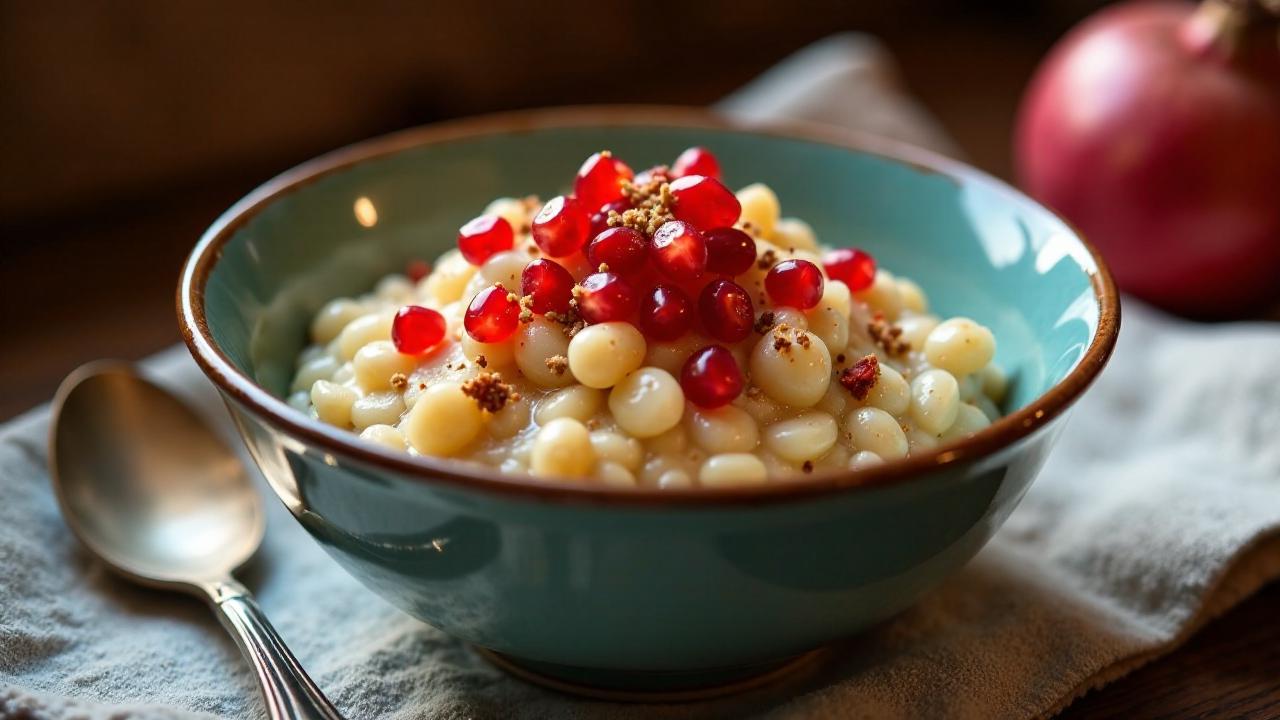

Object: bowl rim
[178,105,1120,507]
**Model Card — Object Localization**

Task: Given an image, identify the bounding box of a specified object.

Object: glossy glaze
[181,108,1118,683]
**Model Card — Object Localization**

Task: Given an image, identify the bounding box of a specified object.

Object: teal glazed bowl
[178,107,1119,694]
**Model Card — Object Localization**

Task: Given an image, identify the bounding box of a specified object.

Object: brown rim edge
[177,105,1121,507]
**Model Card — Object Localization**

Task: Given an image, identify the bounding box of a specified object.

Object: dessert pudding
[288,147,1005,488]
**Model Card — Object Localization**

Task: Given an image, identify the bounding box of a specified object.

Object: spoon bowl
[51,362,262,590]
[50,362,344,720]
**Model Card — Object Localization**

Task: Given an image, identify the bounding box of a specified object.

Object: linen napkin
[4,33,1280,720]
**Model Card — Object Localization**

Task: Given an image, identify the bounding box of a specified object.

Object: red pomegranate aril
[405,259,431,284]
[698,279,754,343]
[589,199,630,238]
[391,305,446,354]
[681,345,745,408]
[671,146,721,180]
[669,175,741,230]
[456,214,514,266]
[574,152,634,210]
[464,284,521,343]
[587,226,648,274]
[766,259,825,310]
[639,284,693,341]
[576,272,638,323]
[822,248,876,291]
[651,220,709,280]
[520,258,575,314]
[703,227,757,276]
[532,195,590,257]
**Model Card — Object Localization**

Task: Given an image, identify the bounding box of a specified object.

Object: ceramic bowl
[178,107,1119,694]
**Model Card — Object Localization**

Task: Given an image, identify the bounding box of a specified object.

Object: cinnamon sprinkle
[756,248,778,270]
[474,355,488,369]
[867,314,911,355]
[802,461,814,474]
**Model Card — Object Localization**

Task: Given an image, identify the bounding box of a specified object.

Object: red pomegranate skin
[1016,1,1280,317]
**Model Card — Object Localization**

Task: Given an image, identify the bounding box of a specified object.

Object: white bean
[311,380,357,428]
[597,461,637,488]
[762,411,838,463]
[530,417,595,478]
[771,217,818,251]
[942,403,991,441]
[910,368,961,435]
[735,183,780,238]
[846,406,909,460]
[896,278,928,313]
[401,382,484,456]
[687,405,760,454]
[515,317,575,388]
[359,424,407,452]
[608,367,684,438]
[335,311,394,361]
[420,250,476,305]
[350,390,405,431]
[291,354,340,393]
[567,322,646,389]
[589,430,644,470]
[699,454,768,488]
[749,327,832,408]
[311,299,366,344]
[853,269,903,320]
[535,385,603,424]
[352,340,417,391]
[860,362,910,416]
[924,318,996,377]
[848,450,884,470]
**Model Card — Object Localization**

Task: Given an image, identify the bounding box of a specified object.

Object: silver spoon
[49,362,345,720]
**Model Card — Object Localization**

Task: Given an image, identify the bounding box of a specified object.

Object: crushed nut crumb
[838,354,880,400]
[545,355,569,375]
[868,316,911,355]
[461,372,519,413]
[757,248,778,270]
[475,355,488,369]
[771,324,794,352]
[390,372,408,391]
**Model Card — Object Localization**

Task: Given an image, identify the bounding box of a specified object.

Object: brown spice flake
[836,353,847,364]
[545,355,569,376]
[867,316,911,355]
[802,461,814,473]
[795,333,811,350]
[753,311,777,335]
[756,248,778,270]
[417,382,427,391]
[838,354,881,400]
[475,355,488,369]
[461,372,519,413]
[745,385,765,400]
[389,372,408,391]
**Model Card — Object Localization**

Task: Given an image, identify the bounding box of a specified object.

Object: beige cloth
[4,33,1280,720]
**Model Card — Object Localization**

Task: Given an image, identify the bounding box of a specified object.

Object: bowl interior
[200,119,1103,424]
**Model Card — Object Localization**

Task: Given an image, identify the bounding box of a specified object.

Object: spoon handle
[205,579,346,720]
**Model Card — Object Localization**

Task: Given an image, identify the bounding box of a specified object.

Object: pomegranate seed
[698,279,754,342]
[532,195,589,257]
[681,345,744,408]
[391,305,446,354]
[589,199,630,238]
[576,272,638,323]
[457,214,514,266]
[405,259,431,283]
[765,259,825,310]
[669,175,740,230]
[575,152,634,210]
[587,226,648,274]
[520,258,575,314]
[464,284,521,343]
[671,147,721,180]
[651,220,708,281]
[823,248,877,292]
[703,227,757,276]
[638,284,693,341]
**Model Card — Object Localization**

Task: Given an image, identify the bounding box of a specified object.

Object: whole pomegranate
[1016,0,1280,318]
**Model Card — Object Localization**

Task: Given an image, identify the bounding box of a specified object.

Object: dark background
[0,0,1104,419]
[3,3,1280,716]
